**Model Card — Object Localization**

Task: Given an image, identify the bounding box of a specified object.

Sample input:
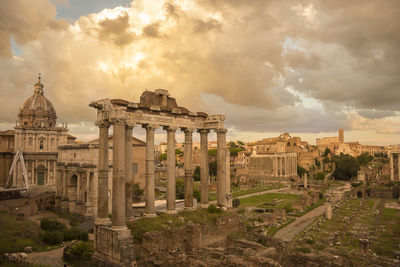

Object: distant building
[3,76,72,189]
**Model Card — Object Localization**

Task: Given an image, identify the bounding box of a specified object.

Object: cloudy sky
[0,0,399,145]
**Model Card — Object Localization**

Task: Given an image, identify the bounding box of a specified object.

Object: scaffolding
[0,148,29,198]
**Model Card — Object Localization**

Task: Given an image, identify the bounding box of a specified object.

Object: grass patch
[239,193,300,210]
[0,211,43,253]
[127,207,231,244]
[231,183,285,198]
[372,208,400,258]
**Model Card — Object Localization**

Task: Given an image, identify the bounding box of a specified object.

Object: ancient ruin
[89,89,230,266]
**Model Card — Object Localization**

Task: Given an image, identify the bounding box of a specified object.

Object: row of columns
[95,120,228,229]
[273,154,297,177]
[389,152,400,181]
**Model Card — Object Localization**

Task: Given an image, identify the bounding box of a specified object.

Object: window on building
[39,140,44,150]
[132,163,138,174]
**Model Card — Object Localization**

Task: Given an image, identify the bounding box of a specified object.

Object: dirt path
[27,246,66,267]
[274,184,348,241]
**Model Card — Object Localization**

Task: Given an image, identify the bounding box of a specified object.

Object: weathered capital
[215,128,227,134]
[126,121,136,128]
[142,124,158,131]
[163,126,179,132]
[96,120,110,128]
[198,129,210,134]
[181,127,195,134]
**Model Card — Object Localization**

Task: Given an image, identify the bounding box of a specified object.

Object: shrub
[315,172,325,180]
[193,189,201,202]
[207,204,221,213]
[63,228,88,242]
[40,218,66,231]
[42,231,64,245]
[176,179,185,199]
[193,166,200,181]
[232,198,241,208]
[67,241,94,258]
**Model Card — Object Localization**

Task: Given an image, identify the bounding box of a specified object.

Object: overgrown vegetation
[239,193,300,210]
[332,154,360,181]
[40,218,88,245]
[127,206,230,244]
[372,207,400,258]
[63,241,94,267]
[0,212,42,253]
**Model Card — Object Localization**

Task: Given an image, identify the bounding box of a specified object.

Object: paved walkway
[274,184,349,241]
[27,246,65,267]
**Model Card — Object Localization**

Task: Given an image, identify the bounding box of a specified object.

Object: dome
[18,75,57,128]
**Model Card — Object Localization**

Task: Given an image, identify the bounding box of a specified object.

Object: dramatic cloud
[0,0,399,144]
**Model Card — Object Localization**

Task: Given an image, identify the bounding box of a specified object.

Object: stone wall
[140,215,239,255]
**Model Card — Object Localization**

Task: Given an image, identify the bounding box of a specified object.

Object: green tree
[297,166,307,177]
[333,154,360,181]
[193,166,200,181]
[209,161,217,177]
[158,153,167,162]
[175,149,183,155]
[315,172,325,180]
[237,141,245,146]
[314,158,321,168]
[176,179,185,199]
[323,148,331,157]
[228,141,238,149]
[229,147,244,157]
[357,152,373,166]
[208,149,217,156]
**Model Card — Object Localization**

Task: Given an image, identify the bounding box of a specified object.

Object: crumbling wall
[141,215,239,254]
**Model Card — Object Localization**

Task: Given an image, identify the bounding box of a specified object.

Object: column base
[200,203,209,209]
[165,209,177,214]
[93,225,135,267]
[144,213,157,218]
[184,206,196,211]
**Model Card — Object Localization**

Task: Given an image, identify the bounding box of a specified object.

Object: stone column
[77,171,81,202]
[112,121,126,228]
[199,129,209,208]
[143,124,157,216]
[390,153,394,181]
[398,154,400,181]
[304,173,308,188]
[274,157,278,177]
[183,128,194,209]
[217,129,227,207]
[165,126,177,213]
[84,170,94,221]
[226,150,232,208]
[125,124,134,221]
[279,157,283,177]
[63,170,68,200]
[96,122,111,225]
[47,160,50,184]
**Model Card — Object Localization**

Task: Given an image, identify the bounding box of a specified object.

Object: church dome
[18,75,57,128]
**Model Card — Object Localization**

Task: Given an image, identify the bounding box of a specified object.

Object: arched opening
[357,191,363,198]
